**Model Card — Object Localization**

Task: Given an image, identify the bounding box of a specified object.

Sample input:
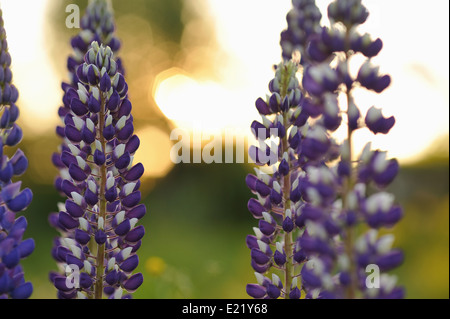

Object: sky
[2,0,449,165]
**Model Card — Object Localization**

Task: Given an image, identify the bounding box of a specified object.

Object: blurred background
[1,0,448,298]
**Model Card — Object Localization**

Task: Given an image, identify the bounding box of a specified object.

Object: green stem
[282,116,293,298]
[94,92,107,299]
[343,88,357,299]
[342,40,358,298]
[280,64,294,298]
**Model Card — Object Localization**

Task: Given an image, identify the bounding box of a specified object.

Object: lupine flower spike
[0,8,34,299]
[297,0,404,299]
[247,0,403,299]
[65,0,123,88]
[50,1,145,299]
[246,0,327,300]
[280,0,322,63]
[246,57,314,299]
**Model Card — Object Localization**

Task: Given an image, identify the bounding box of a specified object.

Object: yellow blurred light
[153,67,253,135]
[133,125,174,178]
[2,0,61,134]
[145,256,167,276]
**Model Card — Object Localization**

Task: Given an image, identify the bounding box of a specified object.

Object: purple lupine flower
[0,8,34,299]
[246,0,341,299]
[49,1,144,299]
[54,0,124,163]
[280,0,322,63]
[246,58,316,299]
[49,40,145,299]
[65,0,123,88]
[297,0,404,299]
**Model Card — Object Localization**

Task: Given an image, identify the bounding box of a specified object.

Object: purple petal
[125,135,140,154]
[93,149,106,166]
[247,198,264,219]
[65,199,84,218]
[251,259,269,273]
[100,72,111,92]
[66,254,84,269]
[58,211,79,230]
[18,238,35,258]
[258,220,275,236]
[105,270,119,286]
[11,282,33,299]
[114,219,131,236]
[82,126,96,144]
[118,99,132,118]
[255,97,271,115]
[106,91,120,110]
[246,284,266,299]
[79,272,93,289]
[122,191,141,208]
[250,248,270,265]
[266,284,280,299]
[3,247,20,268]
[61,180,79,198]
[103,125,115,140]
[84,188,98,206]
[301,267,322,288]
[125,204,146,220]
[68,163,87,182]
[53,276,73,292]
[274,250,286,266]
[117,122,134,141]
[124,225,145,243]
[75,229,91,245]
[95,230,107,245]
[64,125,82,142]
[71,98,88,116]
[373,74,391,93]
[115,152,131,170]
[6,188,32,212]
[124,163,144,182]
[282,216,294,232]
[122,273,143,292]
[289,286,301,299]
[119,254,139,272]
[88,94,101,113]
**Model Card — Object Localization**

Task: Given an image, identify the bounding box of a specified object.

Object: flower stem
[95,92,107,299]
[341,27,359,299]
[282,127,293,298]
[280,64,293,297]
[343,84,359,299]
